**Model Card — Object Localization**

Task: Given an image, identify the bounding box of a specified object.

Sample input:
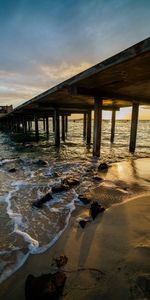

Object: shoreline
[0,158,150,299]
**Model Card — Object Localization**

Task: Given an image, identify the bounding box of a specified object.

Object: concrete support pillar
[13,117,16,132]
[61,115,65,141]
[7,118,11,130]
[43,118,46,131]
[28,120,31,132]
[12,118,15,131]
[65,115,68,133]
[46,116,49,140]
[110,110,116,143]
[12,117,15,132]
[10,118,13,131]
[129,102,139,153]
[53,116,55,132]
[86,110,92,144]
[83,113,87,138]
[35,115,39,142]
[16,118,21,132]
[20,118,23,131]
[54,110,60,146]
[5,118,8,130]
[23,117,27,134]
[93,97,102,157]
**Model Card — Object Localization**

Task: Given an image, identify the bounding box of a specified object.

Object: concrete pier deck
[0,37,150,156]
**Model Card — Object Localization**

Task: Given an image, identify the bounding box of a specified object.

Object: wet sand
[0,158,150,300]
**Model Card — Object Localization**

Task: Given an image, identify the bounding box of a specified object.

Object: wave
[0,187,76,283]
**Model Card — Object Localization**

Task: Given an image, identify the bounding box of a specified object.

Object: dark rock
[62,177,80,187]
[36,159,48,166]
[52,184,69,193]
[25,271,67,300]
[85,168,95,175]
[52,177,80,194]
[90,201,105,219]
[93,175,103,181]
[53,172,61,177]
[8,168,17,173]
[136,274,150,297]
[32,192,53,208]
[79,219,88,228]
[78,194,91,205]
[98,163,109,171]
[55,255,68,268]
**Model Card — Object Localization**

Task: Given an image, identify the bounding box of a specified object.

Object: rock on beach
[32,191,53,208]
[90,201,105,219]
[25,271,67,300]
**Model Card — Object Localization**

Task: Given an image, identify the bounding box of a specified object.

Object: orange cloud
[40,62,91,81]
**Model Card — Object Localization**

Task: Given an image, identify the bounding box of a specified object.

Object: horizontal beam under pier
[68,86,145,104]
[10,106,120,117]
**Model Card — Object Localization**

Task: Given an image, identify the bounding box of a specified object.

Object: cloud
[0,0,150,109]
[0,61,92,107]
[40,61,91,81]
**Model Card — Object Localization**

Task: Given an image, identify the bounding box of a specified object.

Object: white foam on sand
[30,195,76,254]
[0,188,76,283]
[0,190,38,282]
[14,228,39,251]
[11,180,28,188]
[0,158,20,166]
[0,250,29,284]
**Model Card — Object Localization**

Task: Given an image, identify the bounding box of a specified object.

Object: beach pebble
[93,175,103,181]
[90,201,105,219]
[35,159,48,166]
[52,184,69,193]
[32,191,53,208]
[52,177,80,194]
[25,271,67,300]
[78,194,91,205]
[79,219,88,228]
[86,168,93,173]
[53,171,61,177]
[62,177,80,187]
[136,274,150,298]
[55,255,68,268]
[98,162,109,171]
[8,168,17,173]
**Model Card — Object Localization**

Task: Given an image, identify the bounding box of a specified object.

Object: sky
[0,0,150,119]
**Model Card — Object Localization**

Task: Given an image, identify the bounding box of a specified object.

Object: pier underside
[0,37,150,156]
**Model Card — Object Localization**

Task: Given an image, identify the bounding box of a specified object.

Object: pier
[0,37,150,156]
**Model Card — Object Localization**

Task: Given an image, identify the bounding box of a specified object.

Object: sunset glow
[0,0,150,119]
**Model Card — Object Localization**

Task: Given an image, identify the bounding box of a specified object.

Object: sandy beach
[0,1,150,298]
[0,158,150,300]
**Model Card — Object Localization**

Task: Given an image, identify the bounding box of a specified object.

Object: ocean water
[0,119,149,283]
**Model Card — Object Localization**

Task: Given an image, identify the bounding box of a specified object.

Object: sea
[0,119,150,283]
